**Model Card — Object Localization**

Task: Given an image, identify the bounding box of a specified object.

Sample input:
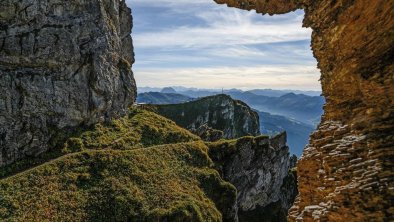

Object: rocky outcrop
[215,0,393,221]
[208,133,298,222]
[148,94,260,141]
[0,0,136,166]
[194,124,225,142]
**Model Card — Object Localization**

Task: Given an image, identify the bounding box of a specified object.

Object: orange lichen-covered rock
[214,0,394,221]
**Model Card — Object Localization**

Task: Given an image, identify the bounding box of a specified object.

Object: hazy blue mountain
[138,87,162,93]
[137,92,193,104]
[139,86,322,98]
[225,91,324,126]
[161,87,177,94]
[177,90,218,98]
[139,87,325,126]
[247,89,322,97]
[258,111,315,156]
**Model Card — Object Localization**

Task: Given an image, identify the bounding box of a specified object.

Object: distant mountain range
[224,91,324,126]
[137,89,323,156]
[138,86,322,97]
[137,92,193,104]
[138,87,324,126]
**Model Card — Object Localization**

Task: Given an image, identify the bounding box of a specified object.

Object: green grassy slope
[0,142,236,221]
[63,108,199,151]
[0,108,199,179]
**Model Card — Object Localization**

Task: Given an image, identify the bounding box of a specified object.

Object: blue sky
[127,0,321,90]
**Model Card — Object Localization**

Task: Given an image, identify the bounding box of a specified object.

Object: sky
[127,0,321,91]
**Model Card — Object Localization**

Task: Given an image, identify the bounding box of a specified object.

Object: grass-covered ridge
[0,142,236,221]
[0,108,199,178]
[63,108,199,151]
[0,108,237,221]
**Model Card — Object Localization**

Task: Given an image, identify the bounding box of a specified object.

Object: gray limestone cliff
[208,133,298,222]
[0,0,136,166]
[148,94,260,141]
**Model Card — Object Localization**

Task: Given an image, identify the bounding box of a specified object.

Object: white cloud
[128,0,320,90]
[206,46,267,58]
[135,65,321,90]
[133,9,311,50]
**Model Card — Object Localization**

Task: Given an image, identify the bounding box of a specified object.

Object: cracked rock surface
[0,0,136,166]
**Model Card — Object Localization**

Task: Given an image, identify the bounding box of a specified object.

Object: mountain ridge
[137,92,318,155]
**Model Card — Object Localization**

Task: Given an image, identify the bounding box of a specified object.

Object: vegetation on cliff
[0,108,199,179]
[0,103,298,222]
[0,109,236,221]
[0,142,236,221]
[62,108,199,151]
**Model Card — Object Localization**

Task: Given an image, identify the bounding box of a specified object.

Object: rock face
[0,0,136,166]
[150,94,260,141]
[208,133,298,222]
[215,0,393,221]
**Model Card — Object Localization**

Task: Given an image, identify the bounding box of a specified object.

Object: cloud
[133,9,311,50]
[127,0,320,90]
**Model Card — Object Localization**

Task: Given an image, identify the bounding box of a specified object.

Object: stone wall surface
[214,0,394,221]
[0,0,136,166]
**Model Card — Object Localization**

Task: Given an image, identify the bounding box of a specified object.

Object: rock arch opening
[130,0,323,157]
[131,0,393,220]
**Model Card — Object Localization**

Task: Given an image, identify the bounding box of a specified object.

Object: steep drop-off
[0,108,199,178]
[0,108,236,221]
[147,94,260,141]
[208,133,298,222]
[0,0,137,166]
[0,108,298,222]
[215,0,394,221]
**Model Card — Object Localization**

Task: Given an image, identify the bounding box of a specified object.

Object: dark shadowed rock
[0,0,136,166]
